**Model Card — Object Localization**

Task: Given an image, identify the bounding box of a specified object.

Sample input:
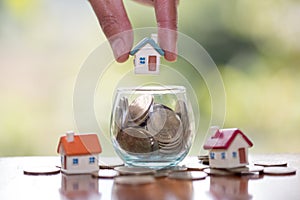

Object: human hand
[88,0,178,63]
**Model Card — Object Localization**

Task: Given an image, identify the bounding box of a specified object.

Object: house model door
[238,148,247,163]
[148,56,157,71]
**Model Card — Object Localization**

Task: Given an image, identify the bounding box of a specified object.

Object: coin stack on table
[113,94,191,156]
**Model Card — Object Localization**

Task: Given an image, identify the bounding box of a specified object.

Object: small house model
[57,131,102,174]
[203,128,253,169]
[130,34,165,74]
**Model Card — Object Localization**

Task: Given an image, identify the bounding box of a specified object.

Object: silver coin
[263,167,296,175]
[147,105,168,137]
[156,110,183,143]
[116,127,158,153]
[154,170,170,178]
[92,169,119,179]
[183,162,209,171]
[23,166,61,175]
[114,175,155,185]
[203,168,235,176]
[114,166,156,175]
[168,171,207,180]
[166,165,188,172]
[119,97,129,127]
[175,100,190,136]
[254,160,288,167]
[114,106,123,131]
[128,94,153,125]
[228,165,264,174]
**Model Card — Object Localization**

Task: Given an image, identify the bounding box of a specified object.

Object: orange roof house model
[57,131,102,174]
[203,128,253,169]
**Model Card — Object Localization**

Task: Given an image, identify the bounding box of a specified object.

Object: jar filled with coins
[110,86,195,169]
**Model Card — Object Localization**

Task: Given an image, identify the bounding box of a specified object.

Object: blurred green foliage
[0,0,299,156]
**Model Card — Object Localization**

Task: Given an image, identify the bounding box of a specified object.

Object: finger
[89,0,133,62]
[154,0,178,61]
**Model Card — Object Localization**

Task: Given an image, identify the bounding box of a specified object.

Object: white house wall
[62,154,99,174]
[209,134,250,168]
[134,44,160,74]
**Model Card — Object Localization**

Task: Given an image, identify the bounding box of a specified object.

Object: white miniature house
[203,128,253,169]
[130,34,165,74]
[57,131,102,174]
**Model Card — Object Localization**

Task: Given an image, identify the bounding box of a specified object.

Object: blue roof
[130,37,165,56]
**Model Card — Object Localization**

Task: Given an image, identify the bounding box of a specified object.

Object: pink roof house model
[203,128,253,169]
[57,131,102,174]
[130,34,165,74]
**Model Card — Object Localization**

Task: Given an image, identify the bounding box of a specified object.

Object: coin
[263,167,297,175]
[114,175,155,185]
[116,127,158,153]
[154,170,170,178]
[254,160,288,167]
[228,166,264,175]
[147,105,168,137]
[23,166,61,175]
[175,100,190,138]
[156,110,183,144]
[114,106,123,132]
[119,97,129,128]
[128,94,153,125]
[166,165,188,172]
[203,168,235,176]
[92,169,119,179]
[168,171,207,180]
[183,162,209,171]
[114,166,156,175]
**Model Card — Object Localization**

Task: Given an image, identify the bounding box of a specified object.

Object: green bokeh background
[0,0,299,156]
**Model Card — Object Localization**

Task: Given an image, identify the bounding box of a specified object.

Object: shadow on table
[59,174,101,200]
[207,174,263,200]
[112,178,193,200]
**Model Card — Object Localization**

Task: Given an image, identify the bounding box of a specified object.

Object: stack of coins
[114,94,191,155]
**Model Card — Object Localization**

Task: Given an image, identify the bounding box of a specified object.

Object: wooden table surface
[0,154,299,200]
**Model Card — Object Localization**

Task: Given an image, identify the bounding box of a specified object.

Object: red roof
[57,134,102,156]
[203,128,253,150]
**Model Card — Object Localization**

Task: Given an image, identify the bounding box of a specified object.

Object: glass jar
[110,85,195,169]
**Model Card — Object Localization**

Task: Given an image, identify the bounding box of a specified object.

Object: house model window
[130,34,165,75]
[139,57,146,64]
[232,151,237,158]
[73,158,79,165]
[89,157,95,164]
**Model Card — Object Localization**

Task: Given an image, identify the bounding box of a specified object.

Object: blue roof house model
[130,34,164,74]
